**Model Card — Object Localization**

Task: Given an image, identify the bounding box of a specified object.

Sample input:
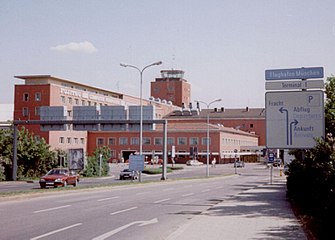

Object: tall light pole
[120,61,162,156]
[195,98,222,177]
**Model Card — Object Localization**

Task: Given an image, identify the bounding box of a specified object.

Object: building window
[23,93,29,101]
[189,137,198,145]
[67,137,71,144]
[75,99,79,105]
[250,123,254,128]
[119,137,128,145]
[67,110,72,117]
[68,97,72,104]
[178,137,187,145]
[202,137,211,145]
[88,101,91,106]
[34,135,41,142]
[35,107,40,116]
[61,96,65,103]
[22,107,29,117]
[59,137,64,144]
[74,138,78,144]
[35,92,41,101]
[97,137,105,145]
[154,137,163,145]
[82,100,85,106]
[131,137,139,145]
[80,138,85,144]
[108,138,116,145]
[143,137,151,145]
[167,137,175,145]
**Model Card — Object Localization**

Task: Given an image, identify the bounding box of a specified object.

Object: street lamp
[195,98,222,177]
[120,61,162,156]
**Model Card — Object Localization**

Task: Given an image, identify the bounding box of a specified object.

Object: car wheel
[40,185,46,189]
[73,180,77,187]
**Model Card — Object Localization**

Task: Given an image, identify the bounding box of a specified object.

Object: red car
[39,168,78,189]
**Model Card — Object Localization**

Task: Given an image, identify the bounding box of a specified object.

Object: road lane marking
[154,198,170,204]
[135,191,150,195]
[110,206,138,215]
[30,223,82,240]
[33,205,71,214]
[182,193,194,197]
[201,189,211,193]
[92,218,158,240]
[97,196,120,202]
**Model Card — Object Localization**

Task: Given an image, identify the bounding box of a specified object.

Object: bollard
[280,169,283,177]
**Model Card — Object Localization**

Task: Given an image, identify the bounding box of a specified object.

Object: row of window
[96,137,211,146]
[61,96,108,107]
[23,92,41,102]
[22,107,40,117]
[221,138,257,146]
[59,137,85,145]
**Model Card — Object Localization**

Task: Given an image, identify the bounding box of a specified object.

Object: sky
[1,0,335,109]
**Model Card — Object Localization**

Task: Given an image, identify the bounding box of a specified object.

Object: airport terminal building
[13,70,264,165]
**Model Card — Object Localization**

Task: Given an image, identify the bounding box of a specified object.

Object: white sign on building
[266,91,324,149]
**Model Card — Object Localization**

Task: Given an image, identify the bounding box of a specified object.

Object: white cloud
[51,41,98,54]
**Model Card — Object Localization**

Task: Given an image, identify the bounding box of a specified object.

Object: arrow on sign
[92,218,158,240]
[279,107,289,145]
[289,119,299,145]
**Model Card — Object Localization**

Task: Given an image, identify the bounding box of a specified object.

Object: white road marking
[110,206,138,215]
[154,198,170,204]
[92,218,158,240]
[201,189,211,193]
[135,191,150,195]
[182,193,194,197]
[33,205,71,214]
[30,223,82,240]
[97,196,120,202]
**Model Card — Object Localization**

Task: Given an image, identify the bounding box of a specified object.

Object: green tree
[0,126,58,180]
[83,146,110,177]
[286,76,335,239]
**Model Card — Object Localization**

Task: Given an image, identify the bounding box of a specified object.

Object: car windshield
[47,169,68,175]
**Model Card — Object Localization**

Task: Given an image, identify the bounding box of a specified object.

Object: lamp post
[120,61,162,155]
[195,98,222,177]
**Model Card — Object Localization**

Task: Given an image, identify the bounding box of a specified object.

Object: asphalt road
[0,163,279,240]
[0,163,269,193]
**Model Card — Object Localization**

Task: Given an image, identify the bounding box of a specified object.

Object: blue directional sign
[265,67,324,80]
[265,91,324,149]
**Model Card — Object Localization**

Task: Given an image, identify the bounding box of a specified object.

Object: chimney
[221,107,225,112]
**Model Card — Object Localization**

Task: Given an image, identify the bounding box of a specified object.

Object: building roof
[155,122,258,137]
[15,75,124,99]
[164,107,265,120]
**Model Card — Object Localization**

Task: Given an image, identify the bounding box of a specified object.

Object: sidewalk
[167,177,307,240]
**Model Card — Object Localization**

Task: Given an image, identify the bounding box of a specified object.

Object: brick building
[13,73,265,165]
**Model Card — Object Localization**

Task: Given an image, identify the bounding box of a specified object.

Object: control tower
[150,70,190,108]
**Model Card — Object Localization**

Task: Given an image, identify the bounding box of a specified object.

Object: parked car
[119,169,138,180]
[39,168,78,189]
[186,159,204,166]
[234,160,245,168]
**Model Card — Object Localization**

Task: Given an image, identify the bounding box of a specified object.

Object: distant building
[151,70,191,108]
[13,75,179,153]
[13,73,265,164]
[0,104,13,129]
